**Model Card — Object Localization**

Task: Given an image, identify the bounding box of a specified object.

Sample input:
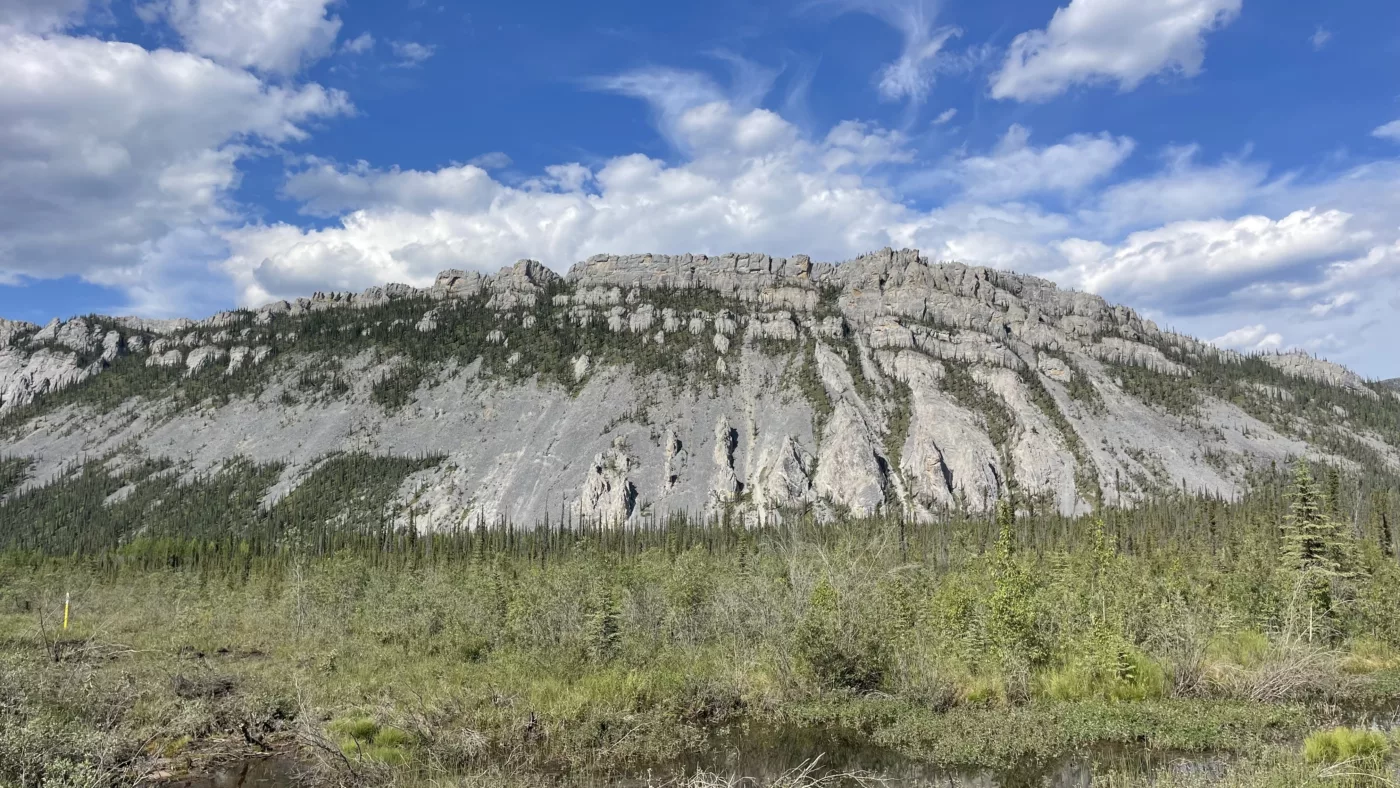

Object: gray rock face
[710,416,741,505]
[1263,352,1376,399]
[0,348,90,410]
[574,437,638,524]
[0,248,1395,530]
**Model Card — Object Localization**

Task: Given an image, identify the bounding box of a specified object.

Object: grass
[1303,727,1392,765]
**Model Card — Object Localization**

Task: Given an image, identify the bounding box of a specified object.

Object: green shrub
[1039,647,1166,702]
[1302,726,1390,764]
[794,578,887,693]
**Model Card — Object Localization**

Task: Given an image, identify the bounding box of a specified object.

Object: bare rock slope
[2,249,1397,530]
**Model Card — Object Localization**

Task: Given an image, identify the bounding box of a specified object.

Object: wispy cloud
[804,0,960,108]
[390,40,435,67]
[585,55,779,151]
[1373,119,1400,143]
[341,32,374,55]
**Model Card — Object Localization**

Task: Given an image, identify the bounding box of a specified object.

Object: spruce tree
[1281,459,1350,641]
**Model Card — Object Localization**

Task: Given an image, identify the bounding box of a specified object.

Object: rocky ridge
[1,249,1397,530]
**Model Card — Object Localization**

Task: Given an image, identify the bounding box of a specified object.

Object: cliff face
[1,248,1397,530]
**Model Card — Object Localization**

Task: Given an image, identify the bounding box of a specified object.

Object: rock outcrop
[0,248,1393,530]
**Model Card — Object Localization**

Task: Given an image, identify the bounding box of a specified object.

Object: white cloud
[1307,291,1357,319]
[1373,120,1400,143]
[208,78,1400,375]
[282,159,503,217]
[932,108,957,125]
[1211,324,1283,352]
[1061,209,1370,310]
[341,32,374,55]
[0,32,350,313]
[390,40,435,67]
[1310,28,1331,50]
[466,152,512,170]
[937,124,1135,201]
[588,65,783,155]
[156,0,343,76]
[811,0,960,105]
[1079,145,1273,232]
[0,0,90,32]
[220,106,940,305]
[990,0,1242,102]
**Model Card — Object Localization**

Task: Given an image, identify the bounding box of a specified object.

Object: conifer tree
[1281,459,1351,641]
[988,498,1043,667]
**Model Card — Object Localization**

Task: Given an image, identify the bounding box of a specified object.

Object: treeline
[2,451,1395,596]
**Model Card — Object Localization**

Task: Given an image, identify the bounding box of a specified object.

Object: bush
[1302,726,1391,765]
[1039,630,1167,702]
[794,578,887,693]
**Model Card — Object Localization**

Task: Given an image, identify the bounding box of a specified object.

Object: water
[169,713,1400,787]
[169,742,1219,788]
[669,724,1230,787]
[164,756,302,788]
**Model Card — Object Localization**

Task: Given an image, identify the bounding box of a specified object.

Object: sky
[2,0,1400,377]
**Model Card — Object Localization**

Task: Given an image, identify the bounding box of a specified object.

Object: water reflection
[164,756,302,788]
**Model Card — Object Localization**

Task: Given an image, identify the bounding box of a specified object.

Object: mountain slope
[1,248,1397,534]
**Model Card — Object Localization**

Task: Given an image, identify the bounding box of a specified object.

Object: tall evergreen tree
[1281,459,1351,641]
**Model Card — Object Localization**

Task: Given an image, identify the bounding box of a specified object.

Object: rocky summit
[2,248,1397,530]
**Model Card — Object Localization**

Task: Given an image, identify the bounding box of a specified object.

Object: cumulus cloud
[0,0,90,32]
[1310,27,1332,51]
[990,0,1242,102]
[1211,324,1283,352]
[202,71,1400,376]
[221,105,942,305]
[0,32,350,313]
[155,0,343,76]
[1060,209,1371,311]
[282,159,503,217]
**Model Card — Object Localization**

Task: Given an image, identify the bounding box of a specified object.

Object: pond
[169,711,1400,788]
[163,756,303,788]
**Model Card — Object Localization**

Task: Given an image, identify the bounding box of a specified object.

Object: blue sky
[2,0,1400,376]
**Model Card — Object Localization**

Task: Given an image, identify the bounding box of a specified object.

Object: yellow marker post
[62,592,69,630]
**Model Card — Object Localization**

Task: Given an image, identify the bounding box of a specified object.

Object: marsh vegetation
[2,460,1400,786]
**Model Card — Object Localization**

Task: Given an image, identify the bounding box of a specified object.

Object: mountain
[1,248,1397,536]
[1384,379,1400,392]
